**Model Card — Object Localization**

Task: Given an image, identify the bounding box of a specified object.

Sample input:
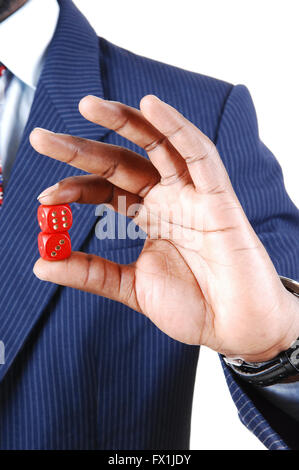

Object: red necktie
[0,63,6,206]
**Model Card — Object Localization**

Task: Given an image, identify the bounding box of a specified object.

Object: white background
[74,0,299,450]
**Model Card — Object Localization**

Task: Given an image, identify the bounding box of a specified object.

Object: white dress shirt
[0,0,59,187]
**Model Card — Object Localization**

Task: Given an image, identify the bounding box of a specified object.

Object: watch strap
[224,350,298,386]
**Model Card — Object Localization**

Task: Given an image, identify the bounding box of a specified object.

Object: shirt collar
[0,0,59,90]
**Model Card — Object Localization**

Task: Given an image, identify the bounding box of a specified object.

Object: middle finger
[79,95,189,184]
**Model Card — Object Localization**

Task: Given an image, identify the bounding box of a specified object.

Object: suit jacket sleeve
[214,84,299,450]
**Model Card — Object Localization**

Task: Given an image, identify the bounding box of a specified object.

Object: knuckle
[165,122,185,139]
[100,160,118,180]
[160,168,189,187]
[185,140,215,165]
[82,254,94,289]
[144,135,168,153]
[67,137,89,164]
[111,110,130,134]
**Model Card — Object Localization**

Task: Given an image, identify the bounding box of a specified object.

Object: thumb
[33,251,140,311]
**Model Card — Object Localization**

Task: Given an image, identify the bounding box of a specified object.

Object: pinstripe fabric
[0,0,298,449]
[215,85,299,450]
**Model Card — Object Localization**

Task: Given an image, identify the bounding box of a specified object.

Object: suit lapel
[0,0,111,381]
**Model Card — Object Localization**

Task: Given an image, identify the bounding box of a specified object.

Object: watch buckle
[223,356,244,367]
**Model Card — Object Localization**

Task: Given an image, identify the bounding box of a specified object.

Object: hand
[30,95,299,362]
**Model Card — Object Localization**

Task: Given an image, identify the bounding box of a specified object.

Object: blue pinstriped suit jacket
[0,0,298,449]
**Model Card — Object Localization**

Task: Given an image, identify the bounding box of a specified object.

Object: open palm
[30,94,297,361]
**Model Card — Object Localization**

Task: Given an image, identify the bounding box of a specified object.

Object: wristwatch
[223,275,299,387]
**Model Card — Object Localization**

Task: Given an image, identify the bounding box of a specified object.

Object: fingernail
[80,95,104,106]
[33,127,55,134]
[37,183,59,200]
[146,94,161,102]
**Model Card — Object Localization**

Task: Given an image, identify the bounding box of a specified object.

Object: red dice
[38,232,71,261]
[37,204,72,233]
[37,204,72,261]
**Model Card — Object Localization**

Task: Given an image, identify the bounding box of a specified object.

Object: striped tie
[0,62,6,206]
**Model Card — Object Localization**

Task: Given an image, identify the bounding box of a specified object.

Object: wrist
[241,288,299,363]
[223,276,299,387]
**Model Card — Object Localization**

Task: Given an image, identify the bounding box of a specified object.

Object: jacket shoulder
[100,37,233,141]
